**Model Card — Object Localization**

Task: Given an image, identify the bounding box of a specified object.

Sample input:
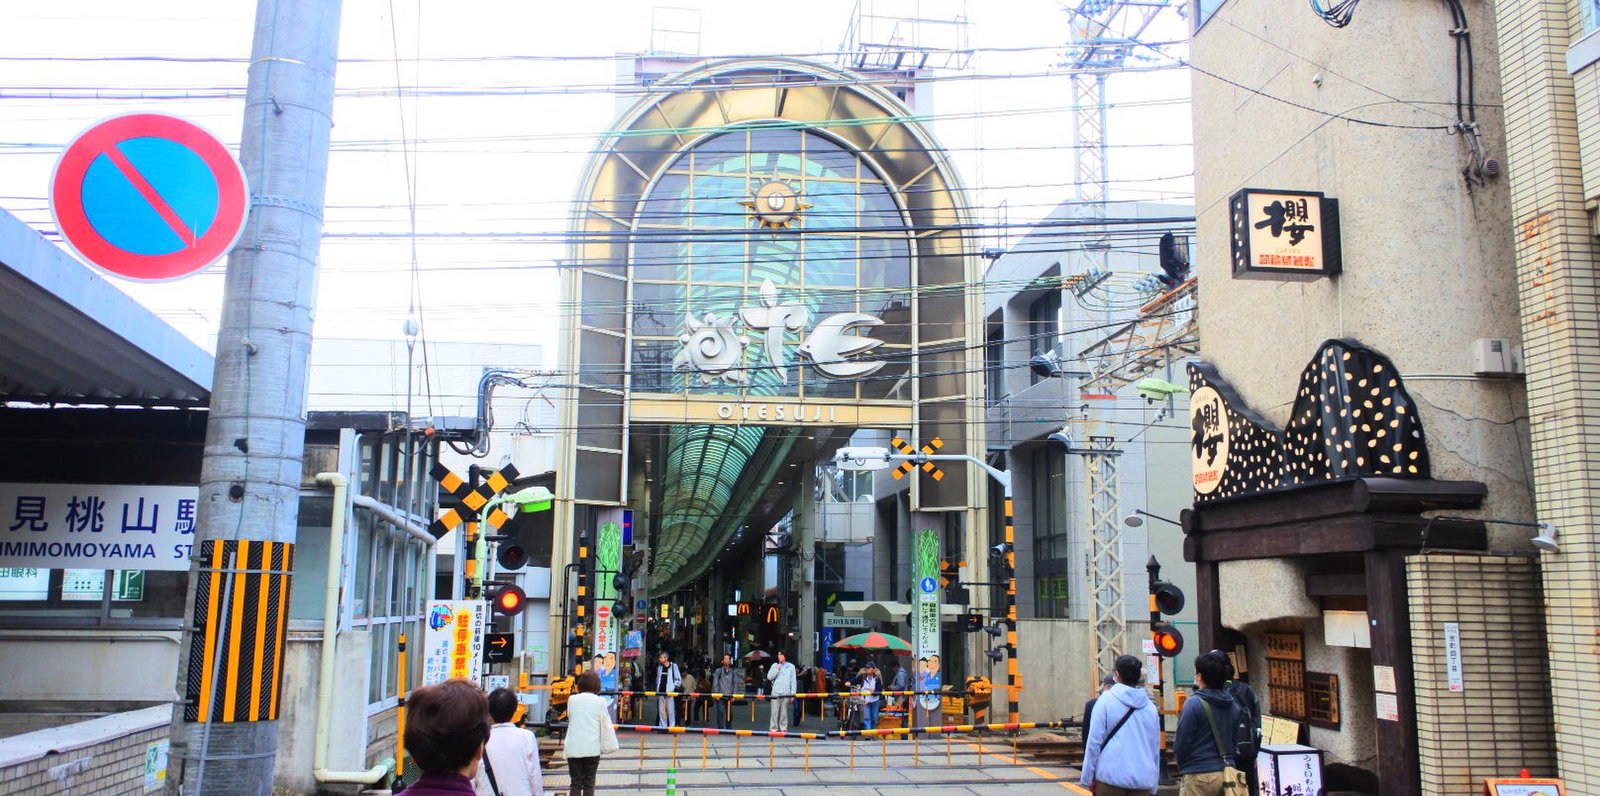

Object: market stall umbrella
[830,631,913,656]
[742,649,773,662]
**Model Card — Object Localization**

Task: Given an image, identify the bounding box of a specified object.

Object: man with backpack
[1214,650,1261,793]
[1173,651,1251,795]
[1080,655,1160,795]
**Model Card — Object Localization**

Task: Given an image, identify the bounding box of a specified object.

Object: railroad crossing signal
[429,463,521,537]
[890,435,945,481]
[1147,555,1186,658]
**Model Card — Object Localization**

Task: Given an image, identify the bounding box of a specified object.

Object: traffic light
[960,612,984,632]
[1147,555,1185,658]
[488,583,527,616]
[940,557,970,606]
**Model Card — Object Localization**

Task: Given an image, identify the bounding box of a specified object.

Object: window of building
[985,317,1006,404]
[1195,0,1226,30]
[1030,447,1070,618]
[1028,290,1061,386]
[1587,1,1600,32]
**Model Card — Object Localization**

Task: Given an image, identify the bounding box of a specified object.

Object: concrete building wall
[1192,0,1528,533]
[983,200,1197,693]
[1192,0,1540,786]
[1491,0,1600,787]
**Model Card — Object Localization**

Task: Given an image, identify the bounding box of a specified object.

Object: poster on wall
[421,600,487,686]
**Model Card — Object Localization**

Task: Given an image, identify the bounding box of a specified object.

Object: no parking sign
[50,113,248,281]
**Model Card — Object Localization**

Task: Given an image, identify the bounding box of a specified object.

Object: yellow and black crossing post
[183,540,295,724]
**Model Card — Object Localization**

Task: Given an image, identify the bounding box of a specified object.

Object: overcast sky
[0,0,1192,365]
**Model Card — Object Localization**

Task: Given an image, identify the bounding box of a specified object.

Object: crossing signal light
[489,584,527,616]
[960,612,984,632]
[496,541,528,571]
[1152,580,1185,615]
[1152,623,1184,657]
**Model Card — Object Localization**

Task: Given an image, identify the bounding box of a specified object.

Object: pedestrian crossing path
[537,731,1091,795]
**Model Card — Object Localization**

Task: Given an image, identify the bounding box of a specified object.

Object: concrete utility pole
[166,1,341,793]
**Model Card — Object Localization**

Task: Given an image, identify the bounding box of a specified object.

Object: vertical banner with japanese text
[421,600,486,686]
[913,528,941,692]
[593,521,622,693]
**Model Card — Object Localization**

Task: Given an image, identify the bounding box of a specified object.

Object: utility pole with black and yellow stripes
[165,0,342,792]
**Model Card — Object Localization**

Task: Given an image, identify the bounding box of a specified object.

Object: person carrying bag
[1199,700,1250,796]
[562,671,620,796]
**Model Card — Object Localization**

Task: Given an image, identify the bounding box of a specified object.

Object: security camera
[1047,426,1073,448]
[1030,352,1063,380]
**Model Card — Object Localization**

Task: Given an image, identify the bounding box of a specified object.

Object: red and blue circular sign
[50,113,248,282]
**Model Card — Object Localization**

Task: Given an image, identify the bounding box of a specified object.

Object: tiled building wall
[1407,554,1554,794]
[0,724,168,796]
[1493,0,1600,789]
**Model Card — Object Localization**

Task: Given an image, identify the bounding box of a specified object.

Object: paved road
[538,731,1090,795]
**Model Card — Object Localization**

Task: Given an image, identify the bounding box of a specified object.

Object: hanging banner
[593,520,622,694]
[913,528,942,699]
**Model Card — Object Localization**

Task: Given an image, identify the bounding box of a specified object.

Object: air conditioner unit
[1471,338,1523,377]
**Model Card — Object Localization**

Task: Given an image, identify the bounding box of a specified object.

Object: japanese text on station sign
[0,483,199,570]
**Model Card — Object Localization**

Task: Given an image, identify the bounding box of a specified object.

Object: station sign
[0,482,199,570]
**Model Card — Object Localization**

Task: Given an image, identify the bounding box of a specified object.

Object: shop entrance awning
[836,600,964,623]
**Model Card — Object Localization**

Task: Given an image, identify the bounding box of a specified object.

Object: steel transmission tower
[1060,0,1182,688]
[1062,0,1175,273]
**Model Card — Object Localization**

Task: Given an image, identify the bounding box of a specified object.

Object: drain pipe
[313,472,393,785]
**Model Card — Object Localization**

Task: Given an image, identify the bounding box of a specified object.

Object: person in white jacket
[1080,655,1161,796]
[562,671,619,796]
[473,688,542,796]
[765,650,797,732]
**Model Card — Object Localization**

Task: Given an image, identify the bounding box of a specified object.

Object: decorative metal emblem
[674,282,887,383]
[740,179,811,230]
[673,312,749,385]
[738,279,809,384]
[798,312,886,379]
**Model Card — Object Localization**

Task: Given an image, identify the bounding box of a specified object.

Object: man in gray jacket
[1080,655,1160,795]
[711,653,741,729]
[765,650,797,732]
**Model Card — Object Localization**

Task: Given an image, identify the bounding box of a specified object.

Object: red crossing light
[1152,622,1184,658]
[490,584,527,616]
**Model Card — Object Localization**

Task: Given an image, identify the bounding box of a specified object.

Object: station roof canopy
[0,209,212,405]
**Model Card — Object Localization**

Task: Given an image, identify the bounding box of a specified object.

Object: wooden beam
[1365,549,1419,796]
[1196,560,1223,657]
[1305,573,1366,597]
[1188,515,1373,561]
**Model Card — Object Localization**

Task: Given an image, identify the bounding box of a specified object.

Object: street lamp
[834,445,1021,723]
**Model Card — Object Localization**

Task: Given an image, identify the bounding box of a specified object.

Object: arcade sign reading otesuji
[1229,188,1341,280]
